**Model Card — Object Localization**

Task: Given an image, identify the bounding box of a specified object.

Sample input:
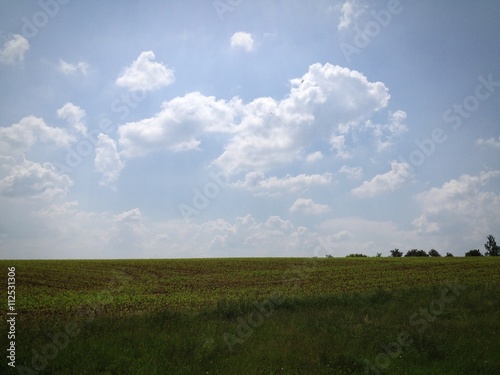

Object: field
[1,257,499,374]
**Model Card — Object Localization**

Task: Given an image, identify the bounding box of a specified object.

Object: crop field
[1,257,499,374]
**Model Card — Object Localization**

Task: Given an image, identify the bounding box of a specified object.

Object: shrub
[465,249,483,257]
[390,249,403,257]
[346,253,367,257]
[405,249,429,257]
[428,249,441,257]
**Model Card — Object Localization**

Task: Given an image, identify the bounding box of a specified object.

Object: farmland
[1,257,499,374]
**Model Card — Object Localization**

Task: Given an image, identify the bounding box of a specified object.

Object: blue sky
[1,0,499,259]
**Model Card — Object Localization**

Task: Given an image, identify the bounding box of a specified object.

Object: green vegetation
[1,257,499,374]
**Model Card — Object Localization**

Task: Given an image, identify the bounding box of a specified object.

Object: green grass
[1,258,499,374]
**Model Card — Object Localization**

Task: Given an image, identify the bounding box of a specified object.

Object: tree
[346,253,367,257]
[376,252,382,257]
[465,249,483,257]
[484,235,500,256]
[405,249,429,257]
[390,248,403,257]
[445,252,454,257]
[428,249,441,257]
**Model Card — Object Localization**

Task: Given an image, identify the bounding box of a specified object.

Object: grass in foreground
[0,258,499,374]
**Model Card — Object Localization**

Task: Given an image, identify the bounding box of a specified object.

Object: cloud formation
[0,34,29,65]
[58,59,89,75]
[0,156,73,200]
[230,32,255,52]
[116,51,175,91]
[290,198,331,215]
[94,134,125,188]
[352,160,412,197]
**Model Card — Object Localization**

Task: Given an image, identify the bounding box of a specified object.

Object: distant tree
[405,249,429,257]
[376,252,382,257]
[484,235,500,256]
[428,249,441,257]
[390,248,403,257]
[445,252,454,257]
[325,254,333,258]
[465,249,483,257]
[346,253,367,257]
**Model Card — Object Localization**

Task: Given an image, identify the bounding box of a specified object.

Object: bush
[445,252,454,257]
[405,249,429,257]
[390,249,403,257]
[465,249,483,257]
[428,249,441,257]
[346,253,367,257]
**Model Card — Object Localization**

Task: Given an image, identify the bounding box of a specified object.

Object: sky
[0,0,499,259]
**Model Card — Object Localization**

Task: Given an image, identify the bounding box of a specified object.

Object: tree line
[338,235,500,258]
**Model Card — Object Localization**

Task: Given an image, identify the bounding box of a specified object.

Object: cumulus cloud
[0,115,75,155]
[337,0,365,30]
[0,34,29,65]
[232,172,332,196]
[365,110,408,151]
[230,32,255,52]
[290,198,331,215]
[305,151,323,163]
[0,156,73,200]
[57,102,87,135]
[476,136,500,149]
[118,92,238,158]
[58,59,89,75]
[351,160,412,197]
[24,207,327,258]
[413,170,500,239]
[117,62,394,176]
[330,134,351,159]
[94,134,125,188]
[116,51,175,91]
[213,63,390,174]
[339,165,363,179]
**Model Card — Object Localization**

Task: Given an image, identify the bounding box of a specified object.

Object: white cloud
[330,134,351,159]
[58,59,89,75]
[94,134,125,188]
[0,34,29,65]
[337,0,365,31]
[476,136,500,149]
[19,208,326,258]
[232,172,332,196]
[0,115,75,156]
[290,198,331,215]
[116,51,175,91]
[213,63,390,174]
[0,157,73,200]
[57,102,87,135]
[352,160,412,197]
[230,32,255,52]
[339,165,363,179]
[366,110,408,151]
[118,62,395,179]
[305,151,323,163]
[413,170,500,241]
[118,92,238,158]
